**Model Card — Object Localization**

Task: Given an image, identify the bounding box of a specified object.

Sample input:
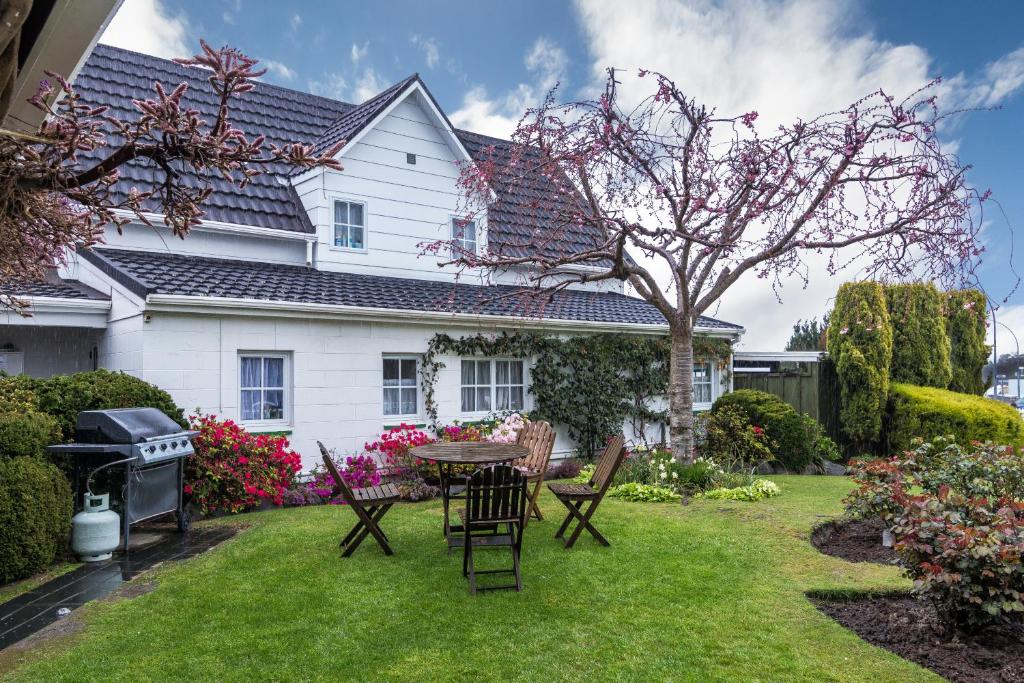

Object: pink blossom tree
[0,41,343,310]
[445,69,987,462]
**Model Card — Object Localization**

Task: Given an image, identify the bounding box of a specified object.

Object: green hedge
[946,289,988,394]
[884,383,1024,453]
[1,370,185,442]
[712,389,838,471]
[885,283,951,388]
[0,457,73,584]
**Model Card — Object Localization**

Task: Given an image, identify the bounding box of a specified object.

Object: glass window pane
[496,386,509,411]
[465,221,476,242]
[264,357,284,388]
[263,390,284,420]
[349,203,363,226]
[334,225,348,247]
[240,357,260,388]
[510,387,524,410]
[383,387,399,416]
[510,361,524,384]
[461,387,475,412]
[383,358,399,386]
[461,360,475,385]
[400,388,417,415]
[476,361,490,384]
[334,201,348,225]
[350,226,364,249]
[452,219,464,241]
[496,361,509,385]
[477,387,491,412]
[400,359,417,384]
[241,390,260,420]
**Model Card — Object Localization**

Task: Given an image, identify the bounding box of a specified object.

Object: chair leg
[511,522,522,591]
[555,499,583,538]
[522,480,543,529]
[342,504,393,557]
[466,538,477,595]
[564,500,608,549]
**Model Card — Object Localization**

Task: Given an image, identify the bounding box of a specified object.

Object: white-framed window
[334,200,366,250]
[693,361,714,405]
[383,356,419,417]
[239,353,290,423]
[451,217,477,256]
[461,359,525,413]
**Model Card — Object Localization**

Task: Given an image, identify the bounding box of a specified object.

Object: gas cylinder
[71,493,120,561]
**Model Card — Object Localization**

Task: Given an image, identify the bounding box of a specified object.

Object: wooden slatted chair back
[465,465,527,524]
[591,434,627,493]
[514,420,556,473]
[318,441,357,506]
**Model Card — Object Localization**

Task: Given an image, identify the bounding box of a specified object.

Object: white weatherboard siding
[132,311,697,468]
[96,223,308,265]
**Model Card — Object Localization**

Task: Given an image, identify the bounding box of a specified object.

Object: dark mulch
[813,594,1024,683]
[811,517,896,564]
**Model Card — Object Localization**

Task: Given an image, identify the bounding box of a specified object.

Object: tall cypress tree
[884,283,952,388]
[827,282,893,451]
[946,289,988,394]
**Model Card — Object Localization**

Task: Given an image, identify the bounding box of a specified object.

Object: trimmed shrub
[884,383,1024,453]
[1,370,184,442]
[0,410,60,460]
[827,281,892,449]
[696,404,774,469]
[885,283,952,388]
[0,457,73,583]
[946,289,988,394]
[711,390,838,471]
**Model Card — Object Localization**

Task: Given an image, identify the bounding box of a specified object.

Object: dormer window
[334,200,366,250]
[452,218,477,257]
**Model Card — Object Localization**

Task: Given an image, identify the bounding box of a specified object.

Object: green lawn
[3,476,938,682]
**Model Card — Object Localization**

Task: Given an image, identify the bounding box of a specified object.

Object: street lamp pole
[997,321,1021,398]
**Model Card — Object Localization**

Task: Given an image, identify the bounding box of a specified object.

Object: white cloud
[99,0,190,59]
[261,59,296,82]
[351,42,369,64]
[450,37,568,138]
[568,0,1024,349]
[411,34,440,69]
[308,73,348,101]
[353,68,384,102]
[222,0,242,26]
[290,14,303,32]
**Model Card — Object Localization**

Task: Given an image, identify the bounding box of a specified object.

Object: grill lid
[75,408,185,444]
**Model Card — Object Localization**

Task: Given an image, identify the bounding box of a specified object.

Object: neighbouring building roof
[71,45,613,265]
[79,248,743,332]
[0,277,109,300]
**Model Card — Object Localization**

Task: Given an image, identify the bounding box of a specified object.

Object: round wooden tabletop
[410,442,529,464]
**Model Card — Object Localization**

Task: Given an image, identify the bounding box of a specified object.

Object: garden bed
[813,593,1024,683]
[811,517,895,564]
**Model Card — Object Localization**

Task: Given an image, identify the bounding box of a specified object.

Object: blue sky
[100,0,1024,350]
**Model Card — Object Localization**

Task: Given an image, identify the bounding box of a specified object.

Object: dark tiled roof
[309,74,419,157]
[74,44,353,233]
[0,277,109,300]
[80,248,742,331]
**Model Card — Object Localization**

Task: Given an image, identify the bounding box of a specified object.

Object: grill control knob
[148,445,156,454]
[160,443,167,451]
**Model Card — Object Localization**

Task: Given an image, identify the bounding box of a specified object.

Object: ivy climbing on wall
[422,331,732,459]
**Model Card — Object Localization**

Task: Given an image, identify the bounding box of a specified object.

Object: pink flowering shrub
[304,453,381,504]
[185,413,302,515]
[439,423,484,442]
[487,413,527,444]
[365,423,435,478]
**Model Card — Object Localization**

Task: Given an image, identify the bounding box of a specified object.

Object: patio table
[410,442,529,549]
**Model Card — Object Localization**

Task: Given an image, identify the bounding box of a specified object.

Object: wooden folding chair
[458,464,528,594]
[547,434,627,549]
[318,442,400,557]
[513,420,556,528]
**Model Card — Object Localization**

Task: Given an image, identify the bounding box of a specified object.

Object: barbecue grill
[48,408,197,551]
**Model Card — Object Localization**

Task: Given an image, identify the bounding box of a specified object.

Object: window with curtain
[239,354,287,422]
[461,359,525,412]
[451,218,476,256]
[693,361,714,404]
[334,200,366,249]
[383,356,418,416]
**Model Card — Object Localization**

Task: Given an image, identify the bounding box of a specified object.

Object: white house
[1,45,744,465]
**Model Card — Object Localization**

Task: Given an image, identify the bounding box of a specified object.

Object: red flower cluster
[365,423,435,477]
[440,423,483,443]
[185,413,302,514]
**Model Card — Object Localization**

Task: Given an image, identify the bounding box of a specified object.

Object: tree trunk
[668,321,696,464]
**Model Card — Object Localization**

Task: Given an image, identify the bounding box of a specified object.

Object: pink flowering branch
[0,40,344,311]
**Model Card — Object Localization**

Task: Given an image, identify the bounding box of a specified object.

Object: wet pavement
[0,526,235,650]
